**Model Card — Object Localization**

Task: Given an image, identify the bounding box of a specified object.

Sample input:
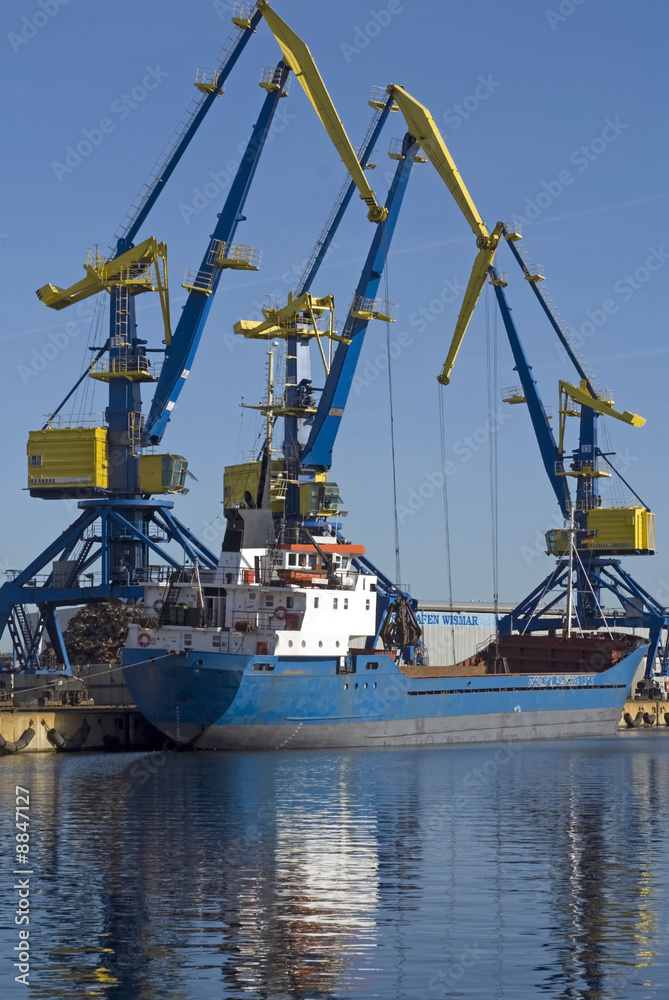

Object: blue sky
[1,0,668,625]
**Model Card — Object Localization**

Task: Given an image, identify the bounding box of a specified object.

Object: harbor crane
[0,2,395,672]
[380,83,665,673]
[380,84,666,675]
[264,76,667,677]
[486,239,666,677]
[5,2,661,677]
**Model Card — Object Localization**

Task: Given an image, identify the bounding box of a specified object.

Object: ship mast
[258,340,280,510]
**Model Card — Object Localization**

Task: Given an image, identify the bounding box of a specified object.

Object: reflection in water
[218,756,382,997]
[1,736,668,999]
[524,747,664,998]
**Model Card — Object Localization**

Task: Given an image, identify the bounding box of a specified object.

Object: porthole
[335,641,340,648]
[354,682,358,690]
[344,683,349,690]
[288,640,293,648]
[318,640,323,648]
[301,640,306,648]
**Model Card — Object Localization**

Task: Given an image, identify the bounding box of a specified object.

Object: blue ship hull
[121,642,646,750]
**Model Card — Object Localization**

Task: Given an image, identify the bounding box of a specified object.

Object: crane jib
[299,139,421,474]
[143,68,289,445]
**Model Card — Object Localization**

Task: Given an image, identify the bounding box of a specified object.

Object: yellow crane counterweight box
[27,427,108,496]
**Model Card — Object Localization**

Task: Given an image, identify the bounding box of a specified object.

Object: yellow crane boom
[36,237,172,344]
[558,380,645,453]
[387,84,504,383]
[257,0,387,223]
[251,18,501,375]
[390,85,487,242]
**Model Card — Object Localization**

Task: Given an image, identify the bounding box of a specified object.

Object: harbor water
[2,734,669,998]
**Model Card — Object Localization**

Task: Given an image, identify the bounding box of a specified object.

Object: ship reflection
[508,746,663,999]
[5,741,667,999]
[217,755,384,998]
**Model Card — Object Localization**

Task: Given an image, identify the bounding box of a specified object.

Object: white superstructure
[127,531,379,659]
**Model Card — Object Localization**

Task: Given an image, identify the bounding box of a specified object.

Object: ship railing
[229,609,303,632]
[476,633,498,653]
[134,565,175,584]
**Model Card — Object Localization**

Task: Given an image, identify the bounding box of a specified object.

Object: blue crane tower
[486,233,667,677]
[0,1,395,673]
[227,125,425,656]
[374,83,666,676]
[255,77,668,678]
[0,8,287,672]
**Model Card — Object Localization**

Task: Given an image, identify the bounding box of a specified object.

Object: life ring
[152,598,164,613]
[273,606,287,621]
[138,632,152,648]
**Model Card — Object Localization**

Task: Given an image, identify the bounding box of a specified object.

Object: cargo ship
[120,278,649,749]
[117,40,651,745]
[9,1,660,710]
[121,508,646,749]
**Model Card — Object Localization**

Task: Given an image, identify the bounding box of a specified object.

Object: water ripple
[1,735,668,998]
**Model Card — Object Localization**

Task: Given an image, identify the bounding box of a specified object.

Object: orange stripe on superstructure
[278,543,365,554]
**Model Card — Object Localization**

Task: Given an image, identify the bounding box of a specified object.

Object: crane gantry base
[499,556,669,679]
[0,499,218,673]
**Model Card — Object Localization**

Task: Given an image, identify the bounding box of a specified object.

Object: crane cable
[573,544,613,639]
[81,296,105,420]
[485,284,500,634]
[438,385,456,664]
[382,226,402,586]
